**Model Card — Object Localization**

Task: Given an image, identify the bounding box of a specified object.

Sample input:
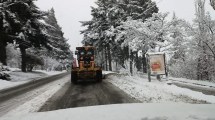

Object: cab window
[86,51,93,55]
[80,51,85,55]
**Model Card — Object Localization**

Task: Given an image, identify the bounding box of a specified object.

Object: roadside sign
[146,52,168,82]
[149,54,166,75]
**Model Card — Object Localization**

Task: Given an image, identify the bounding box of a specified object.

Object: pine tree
[0,0,50,71]
[81,0,158,73]
[81,0,119,71]
[44,8,72,62]
[119,0,158,74]
[0,0,22,65]
[210,0,215,10]
[119,0,158,21]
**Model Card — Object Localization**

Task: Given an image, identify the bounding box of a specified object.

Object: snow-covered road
[39,80,138,112]
[0,72,138,118]
[0,74,70,117]
[1,71,215,120]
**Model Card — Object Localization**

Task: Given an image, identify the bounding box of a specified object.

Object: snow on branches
[116,12,172,52]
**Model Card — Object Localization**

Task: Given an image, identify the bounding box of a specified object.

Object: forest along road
[39,79,139,112]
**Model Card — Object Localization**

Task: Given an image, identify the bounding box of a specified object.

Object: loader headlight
[91,56,94,60]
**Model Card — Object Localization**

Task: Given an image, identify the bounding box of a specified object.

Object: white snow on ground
[9,71,46,82]
[1,103,215,120]
[1,75,69,118]
[107,74,215,103]
[0,80,27,91]
[36,70,67,76]
[0,69,66,90]
[102,71,116,75]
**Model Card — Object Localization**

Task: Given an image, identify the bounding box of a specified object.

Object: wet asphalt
[39,80,139,112]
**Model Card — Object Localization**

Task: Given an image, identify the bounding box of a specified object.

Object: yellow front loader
[71,46,102,84]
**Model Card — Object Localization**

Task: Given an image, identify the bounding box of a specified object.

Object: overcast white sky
[35,0,215,51]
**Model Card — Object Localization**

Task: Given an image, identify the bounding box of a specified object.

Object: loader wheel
[71,71,78,84]
[96,70,102,82]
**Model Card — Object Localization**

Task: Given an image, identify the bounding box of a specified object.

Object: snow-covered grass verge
[0,69,66,91]
[1,103,215,120]
[107,74,215,103]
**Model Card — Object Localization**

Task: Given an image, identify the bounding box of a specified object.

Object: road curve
[39,80,139,112]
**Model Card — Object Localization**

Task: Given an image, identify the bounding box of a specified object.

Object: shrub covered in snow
[26,54,44,72]
[0,63,11,81]
[6,44,21,68]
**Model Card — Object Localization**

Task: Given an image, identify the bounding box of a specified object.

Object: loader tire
[96,70,102,82]
[71,71,78,84]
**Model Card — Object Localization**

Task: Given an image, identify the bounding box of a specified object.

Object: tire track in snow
[0,75,69,118]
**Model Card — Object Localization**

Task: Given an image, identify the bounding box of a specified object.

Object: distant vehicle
[71,46,102,84]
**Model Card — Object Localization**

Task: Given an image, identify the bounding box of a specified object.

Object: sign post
[146,52,168,82]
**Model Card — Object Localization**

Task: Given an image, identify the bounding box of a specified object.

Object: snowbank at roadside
[1,103,215,120]
[35,70,67,76]
[102,71,116,75]
[107,74,215,103]
[2,75,69,118]
[0,69,66,91]
[169,77,215,88]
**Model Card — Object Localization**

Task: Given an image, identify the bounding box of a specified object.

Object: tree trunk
[105,46,108,71]
[29,65,34,72]
[142,51,147,73]
[107,44,112,71]
[116,60,118,71]
[130,49,133,76]
[101,47,104,69]
[134,51,142,71]
[20,46,27,72]
[0,40,7,65]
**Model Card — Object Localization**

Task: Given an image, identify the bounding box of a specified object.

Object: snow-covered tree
[173,0,215,81]
[116,12,170,74]
[6,44,21,68]
[168,13,187,62]
[118,13,170,51]
[210,0,215,10]
[25,53,44,72]
[0,0,50,72]
[81,0,158,73]
[0,1,22,65]
[44,8,72,62]
[166,13,191,78]
[119,0,158,20]
[192,0,215,80]
[81,0,120,71]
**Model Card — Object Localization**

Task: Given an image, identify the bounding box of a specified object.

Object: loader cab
[76,47,94,59]
[75,46,95,68]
